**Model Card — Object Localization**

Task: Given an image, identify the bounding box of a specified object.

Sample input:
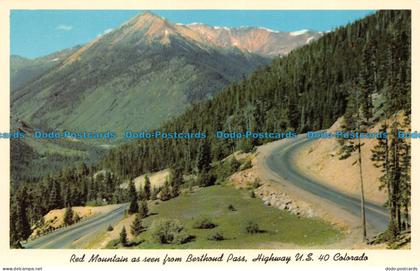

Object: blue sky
[11,10,374,58]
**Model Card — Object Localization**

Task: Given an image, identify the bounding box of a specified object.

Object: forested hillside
[102,10,410,178]
[10,10,411,246]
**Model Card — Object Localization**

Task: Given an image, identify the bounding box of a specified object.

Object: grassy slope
[106,185,342,249]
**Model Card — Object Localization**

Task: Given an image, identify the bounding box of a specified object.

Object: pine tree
[130,214,144,236]
[48,180,63,211]
[144,175,151,200]
[160,179,171,201]
[14,188,31,242]
[10,202,19,247]
[196,140,211,173]
[63,205,74,226]
[170,169,182,198]
[389,122,403,235]
[128,180,139,214]
[360,42,376,124]
[338,82,368,242]
[120,226,128,247]
[399,112,411,230]
[139,200,149,218]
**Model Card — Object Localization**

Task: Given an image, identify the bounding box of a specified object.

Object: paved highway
[265,136,389,234]
[24,204,128,249]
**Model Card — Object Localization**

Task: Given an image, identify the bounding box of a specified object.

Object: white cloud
[56,24,73,31]
[97,28,114,38]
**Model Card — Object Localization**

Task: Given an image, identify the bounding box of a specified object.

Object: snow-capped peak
[290,29,310,36]
[214,26,230,30]
[257,27,279,33]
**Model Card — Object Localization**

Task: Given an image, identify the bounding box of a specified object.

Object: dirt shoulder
[231,136,386,249]
[30,204,120,239]
[292,118,388,205]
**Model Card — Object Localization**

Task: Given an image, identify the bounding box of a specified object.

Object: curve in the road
[265,136,389,234]
[24,204,128,249]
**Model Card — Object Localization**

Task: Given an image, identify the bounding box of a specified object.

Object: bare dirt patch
[31,205,119,238]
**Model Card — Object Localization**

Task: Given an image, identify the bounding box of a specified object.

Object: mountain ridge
[12,11,322,134]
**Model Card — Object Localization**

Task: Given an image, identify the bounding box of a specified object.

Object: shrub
[213,158,241,184]
[193,217,216,229]
[229,157,241,172]
[228,204,236,211]
[208,232,225,241]
[107,225,114,231]
[63,206,74,226]
[250,190,256,198]
[239,159,252,171]
[199,172,216,187]
[131,214,144,236]
[151,186,159,200]
[383,221,399,242]
[245,221,261,234]
[73,213,81,223]
[237,139,254,153]
[252,178,262,189]
[150,219,190,244]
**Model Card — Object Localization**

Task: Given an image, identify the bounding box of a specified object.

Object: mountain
[181,24,321,57]
[10,47,80,91]
[11,12,321,134]
[101,10,411,180]
[11,12,270,133]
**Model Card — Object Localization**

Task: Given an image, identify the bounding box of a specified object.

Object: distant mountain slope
[11,12,271,133]
[11,12,321,133]
[10,48,80,91]
[10,117,106,186]
[183,24,321,56]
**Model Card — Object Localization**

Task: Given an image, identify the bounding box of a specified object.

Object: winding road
[24,204,128,249]
[24,135,389,248]
[264,135,389,234]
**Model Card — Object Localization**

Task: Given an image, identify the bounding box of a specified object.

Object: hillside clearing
[103,185,341,249]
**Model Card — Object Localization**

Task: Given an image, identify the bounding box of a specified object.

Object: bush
[245,221,261,234]
[383,221,399,242]
[208,232,225,241]
[228,204,236,211]
[193,217,216,229]
[73,213,81,223]
[151,186,159,200]
[229,157,241,172]
[251,178,262,189]
[213,158,241,184]
[107,225,114,231]
[237,139,254,153]
[239,159,252,171]
[199,172,216,187]
[150,219,191,244]
[250,190,256,198]
[63,206,74,226]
